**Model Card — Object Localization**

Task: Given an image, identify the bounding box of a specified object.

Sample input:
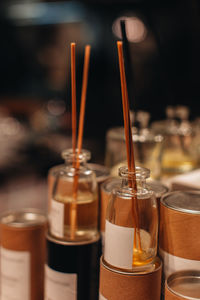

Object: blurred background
[0,0,200,211]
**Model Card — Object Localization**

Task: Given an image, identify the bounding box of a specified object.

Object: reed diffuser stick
[77,45,91,155]
[70,45,91,240]
[117,41,142,263]
[117,41,136,183]
[71,43,77,157]
[70,42,77,240]
[73,45,91,192]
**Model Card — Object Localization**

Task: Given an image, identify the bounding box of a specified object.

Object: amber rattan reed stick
[117,41,141,261]
[70,42,77,240]
[70,45,91,240]
[71,42,77,156]
[117,42,135,175]
[77,45,91,156]
[73,45,91,192]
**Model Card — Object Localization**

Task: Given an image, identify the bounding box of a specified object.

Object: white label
[1,247,30,300]
[45,265,77,300]
[104,220,134,269]
[99,292,107,300]
[159,248,200,278]
[50,199,64,237]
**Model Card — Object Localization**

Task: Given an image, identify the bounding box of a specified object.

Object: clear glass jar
[105,126,163,179]
[49,149,98,242]
[104,166,158,272]
[152,106,198,176]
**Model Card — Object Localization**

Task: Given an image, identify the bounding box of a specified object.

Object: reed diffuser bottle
[104,166,158,272]
[49,148,98,242]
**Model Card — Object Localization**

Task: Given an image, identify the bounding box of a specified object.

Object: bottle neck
[119,166,150,194]
[64,159,87,167]
[121,177,146,191]
[62,149,91,167]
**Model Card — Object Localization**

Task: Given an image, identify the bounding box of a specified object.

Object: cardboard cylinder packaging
[165,270,200,300]
[88,164,110,231]
[0,209,47,300]
[88,163,110,190]
[99,257,162,300]
[159,191,200,278]
[45,233,101,300]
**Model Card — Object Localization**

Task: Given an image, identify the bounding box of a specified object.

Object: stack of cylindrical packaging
[45,149,109,300]
[99,166,163,300]
[0,210,47,300]
[0,150,199,300]
[100,178,200,300]
[160,191,200,299]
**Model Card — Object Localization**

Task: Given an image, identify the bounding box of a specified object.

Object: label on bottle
[104,220,134,269]
[1,247,30,300]
[45,265,77,300]
[99,293,107,300]
[50,199,64,238]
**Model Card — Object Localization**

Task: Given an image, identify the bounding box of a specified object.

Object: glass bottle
[161,106,197,176]
[105,113,163,180]
[48,160,110,208]
[49,148,98,242]
[104,166,158,272]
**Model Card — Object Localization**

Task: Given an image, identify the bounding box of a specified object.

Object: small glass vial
[104,166,158,272]
[49,149,98,242]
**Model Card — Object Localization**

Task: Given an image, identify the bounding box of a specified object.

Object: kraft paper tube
[0,211,47,300]
[165,287,184,300]
[165,270,200,300]
[159,200,200,260]
[99,257,162,300]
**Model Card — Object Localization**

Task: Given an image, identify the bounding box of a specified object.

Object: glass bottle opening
[119,166,150,179]
[61,149,91,163]
[116,166,152,198]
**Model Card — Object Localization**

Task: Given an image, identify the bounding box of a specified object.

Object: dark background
[0,0,199,172]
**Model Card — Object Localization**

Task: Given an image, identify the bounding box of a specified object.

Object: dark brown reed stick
[70,45,91,240]
[117,41,142,263]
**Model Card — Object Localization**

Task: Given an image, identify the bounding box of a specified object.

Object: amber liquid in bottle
[104,166,158,272]
[106,194,158,269]
[55,190,98,241]
[50,149,98,242]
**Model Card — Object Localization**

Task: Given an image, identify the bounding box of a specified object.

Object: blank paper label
[104,220,134,269]
[45,265,77,300]
[99,293,107,300]
[1,247,30,300]
[50,199,64,237]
